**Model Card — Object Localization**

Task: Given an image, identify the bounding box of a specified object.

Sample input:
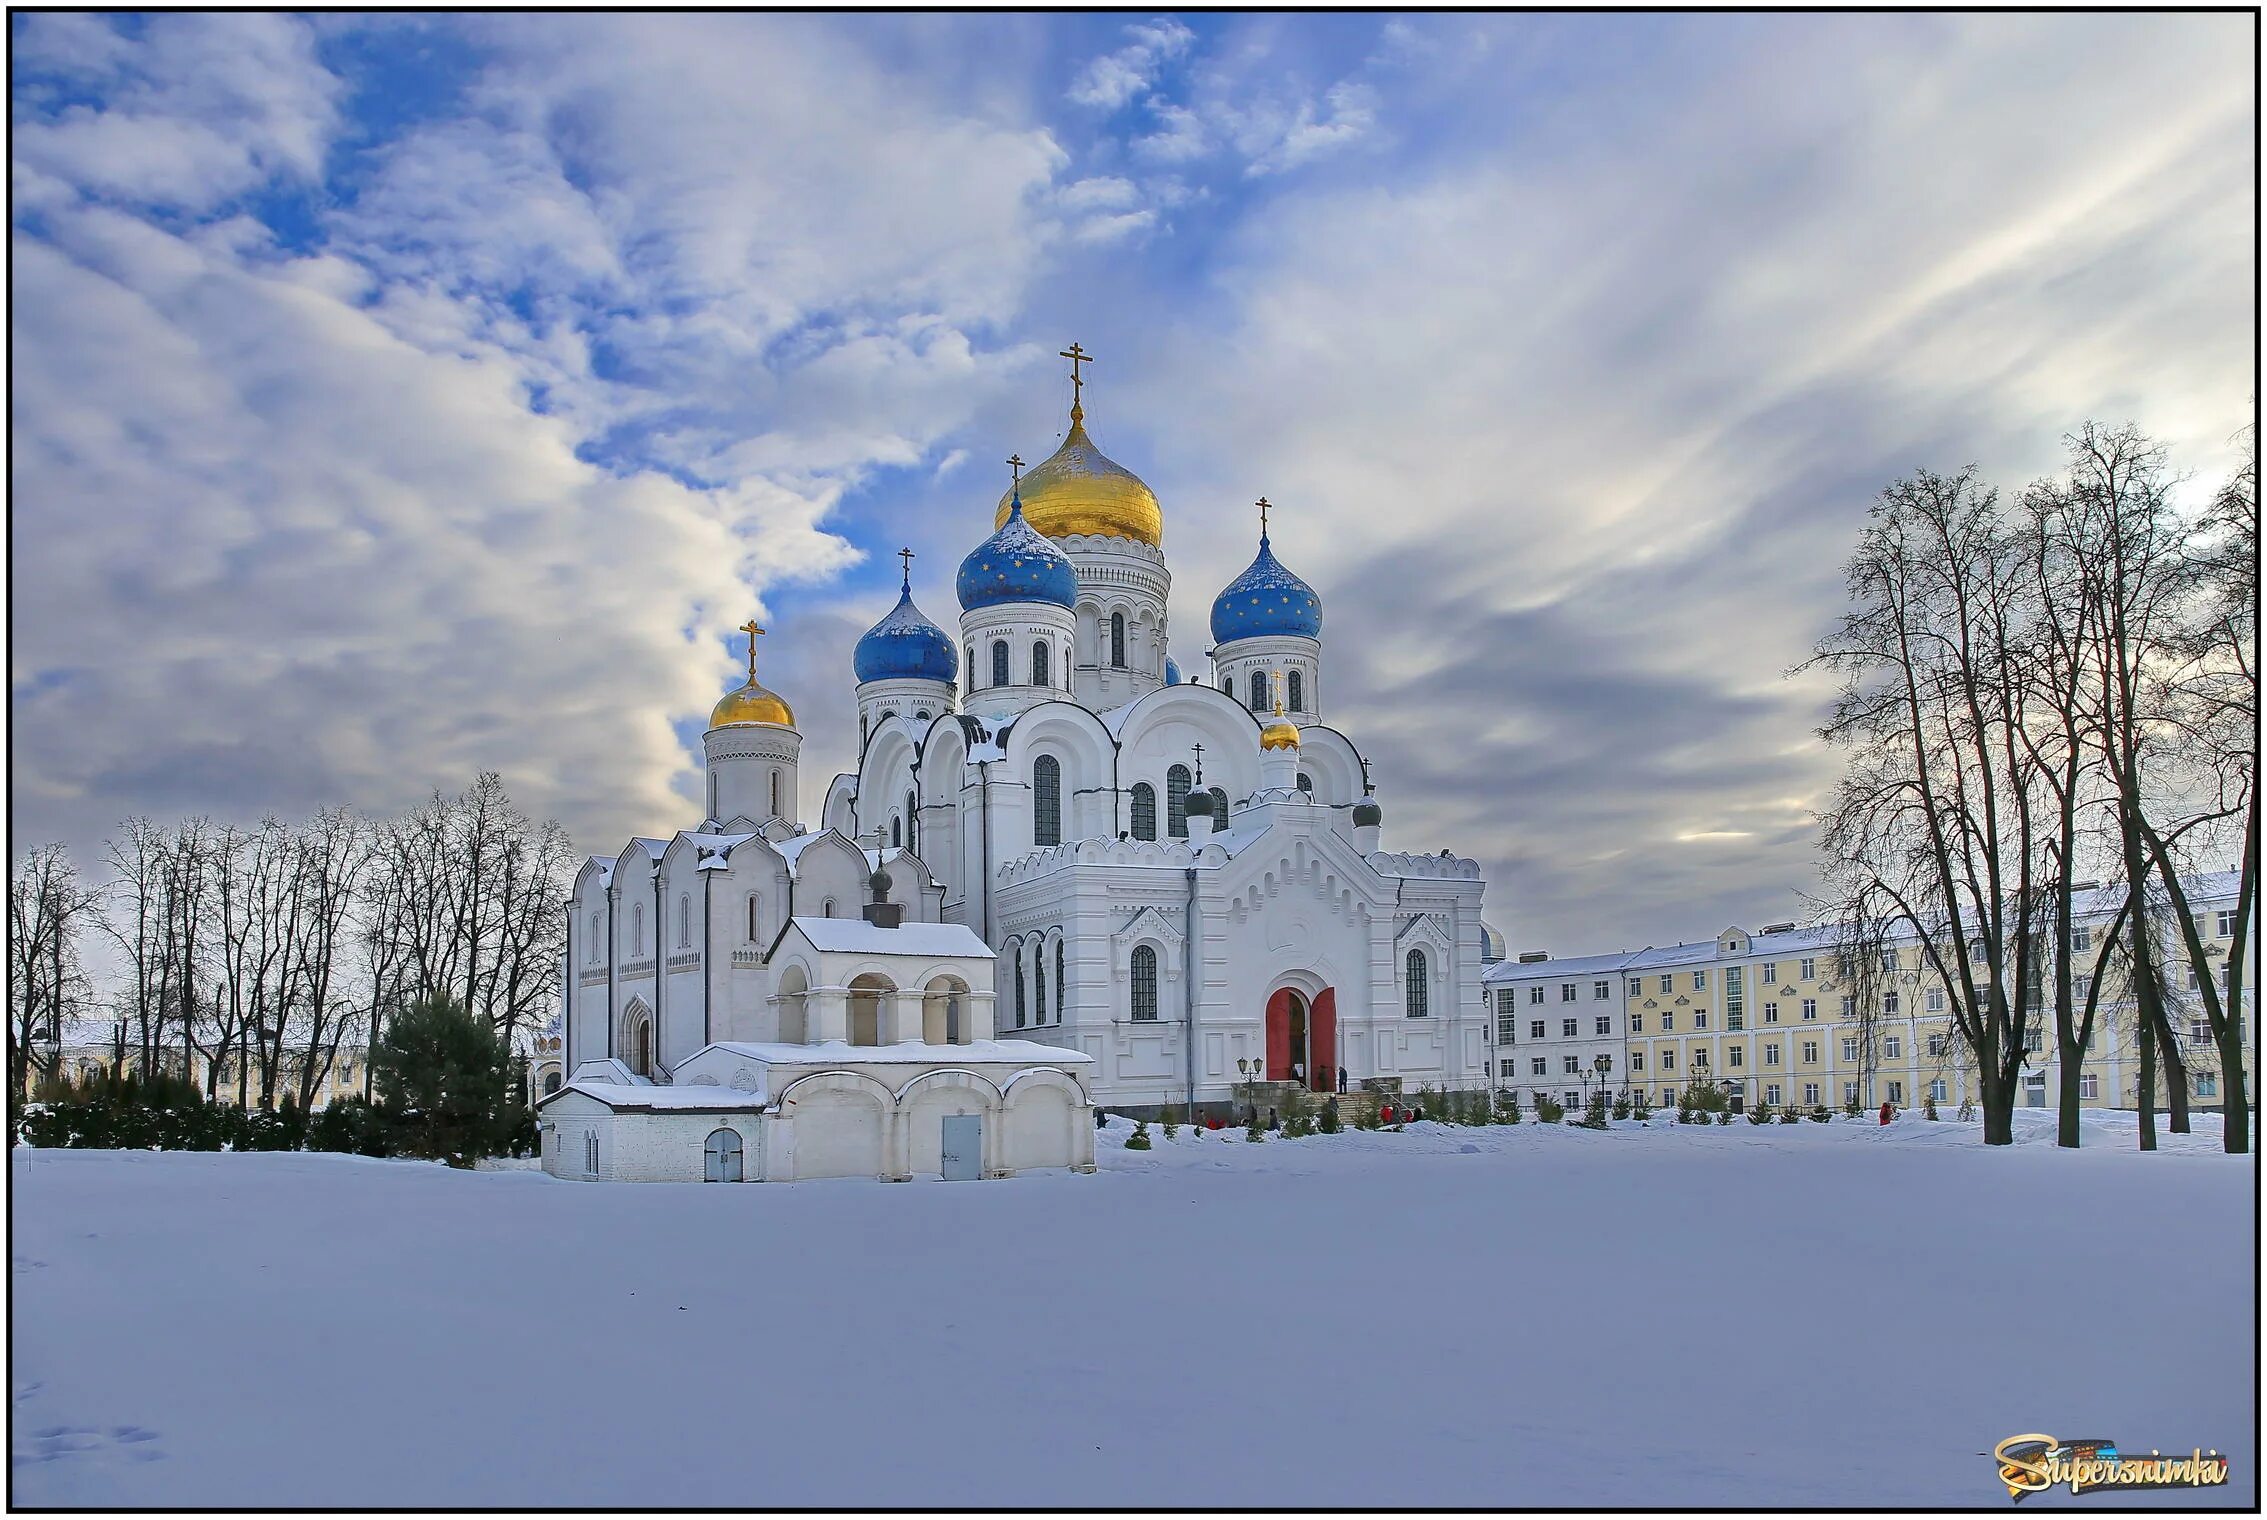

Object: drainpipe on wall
[652,874,664,1078]
[561,903,573,1077]
[605,886,618,1061]
[978,759,994,944]
[1185,864,1200,1118]
[702,870,713,1047]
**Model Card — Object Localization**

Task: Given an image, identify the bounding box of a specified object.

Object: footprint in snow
[11,1424,168,1468]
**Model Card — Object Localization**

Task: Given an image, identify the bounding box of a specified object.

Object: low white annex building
[540,911,1096,1182]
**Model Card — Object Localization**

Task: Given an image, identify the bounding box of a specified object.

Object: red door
[1310,988,1336,1092]
[1265,988,1295,1080]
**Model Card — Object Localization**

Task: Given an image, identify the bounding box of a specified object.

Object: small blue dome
[1164,655,1182,686]
[1210,534,1322,644]
[958,492,1078,613]
[854,574,956,685]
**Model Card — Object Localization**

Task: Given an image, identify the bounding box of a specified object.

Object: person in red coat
[1878,1099,1894,1125]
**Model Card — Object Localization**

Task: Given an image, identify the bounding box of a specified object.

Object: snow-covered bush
[1125,1119,1152,1150]
[1534,1095,1566,1124]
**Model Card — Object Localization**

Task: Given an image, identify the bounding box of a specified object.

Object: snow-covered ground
[10,1111,2254,1508]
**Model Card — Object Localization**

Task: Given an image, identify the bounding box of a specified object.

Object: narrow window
[992,640,1010,688]
[1034,945,1047,1027]
[1130,782,1157,841]
[1209,786,1228,822]
[1166,764,1191,838]
[1249,671,1267,712]
[1131,945,1158,1020]
[770,769,781,817]
[589,913,601,963]
[906,789,918,856]
[1014,948,1026,1028]
[1110,612,1127,668]
[1288,670,1303,712]
[632,905,644,955]
[966,646,976,685]
[637,1020,651,1076]
[891,816,902,849]
[678,894,691,948]
[1033,755,1062,846]
[745,894,760,943]
[1405,950,1429,1018]
[1056,940,1066,1022]
[1032,640,1050,687]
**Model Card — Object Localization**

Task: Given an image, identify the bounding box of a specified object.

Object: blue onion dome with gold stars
[1164,654,1182,686]
[854,566,957,684]
[958,490,1078,612]
[1211,531,1322,643]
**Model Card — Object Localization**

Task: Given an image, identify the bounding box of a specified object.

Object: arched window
[1130,782,1157,841]
[1405,950,1430,1018]
[1013,948,1027,1029]
[1210,786,1229,822]
[822,897,836,918]
[992,639,1010,688]
[543,1071,562,1095]
[1033,754,1062,847]
[1131,945,1159,1021]
[860,713,869,745]
[1249,671,1268,712]
[678,894,692,947]
[1034,944,1047,1026]
[914,708,931,721]
[632,905,644,955]
[1297,772,1313,793]
[1032,640,1050,688]
[589,913,601,963]
[1166,765,1191,838]
[966,646,976,685]
[745,894,760,943]
[891,815,902,849]
[1056,939,1066,1022]
[905,789,919,855]
[1110,612,1127,668]
[637,1019,652,1075]
[1288,670,1304,713]
[770,770,781,817]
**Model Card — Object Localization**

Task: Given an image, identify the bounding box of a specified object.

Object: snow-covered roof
[686,831,756,870]
[783,917,995,959]
[706,1038,1089,1066]
[631,837,668,860]
[1484,948,1640,984]
[542,1079,768,1112]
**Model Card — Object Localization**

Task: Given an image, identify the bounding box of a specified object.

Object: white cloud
[1066,19,1194,110]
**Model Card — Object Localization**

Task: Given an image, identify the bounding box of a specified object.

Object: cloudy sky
[10,12,2255,952]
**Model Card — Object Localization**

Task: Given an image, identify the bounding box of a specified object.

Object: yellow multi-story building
[1485,872,2253,1117]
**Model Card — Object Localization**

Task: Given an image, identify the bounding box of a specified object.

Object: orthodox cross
[738,618,765,681]
[1190,741,1204,784]
[1256,496,1271,539]
[897,547,916,587]
[1358,753,1372,793]
[1007,453,1025,488]
[1059,342,1094,410]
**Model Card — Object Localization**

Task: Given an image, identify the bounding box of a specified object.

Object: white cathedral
[543,353,1495,1182]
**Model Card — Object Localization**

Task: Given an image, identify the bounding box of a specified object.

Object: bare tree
[9,844,105,1097]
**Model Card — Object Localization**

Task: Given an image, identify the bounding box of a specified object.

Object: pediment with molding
[1111,905,1186,981]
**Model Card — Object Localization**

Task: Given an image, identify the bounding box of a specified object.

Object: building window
[2079,1072,2098,1100]
[1282,669,1302,712]
[2023,1028,2042,1053]
[1560,983,1576,1002]
[1879,950,1899,973]
[678,895,691,948]
[1799,958,1817,980]
[2068,926,2090,953]
[1801,1041,1819,1064]
[1405,951,1430,1018]
[1594,980,1611,1000]
[1014,948,1027,1028]
[1926,987,1945,1012]
[1662,1012,1675,1032]
[1628,978,1643,997]
[1034,945,1048,1026]
[1595,1015,1611,1036]
[1529,1019,1545,1040]
[1130,782,1158,841]
[1765,1083,1782,1106]
[1562,1055,1580,1075]
[1166,764,1191,838]
[585,1132,598,1175]
[1056,940,1066,1022]
[1883,1035,1901,1060]
[770,769,782,817]
[1929,1078,1948,1102]
[1033,754,1062,847]
[1249,671,1268,712]
[1841,1038,1858,1062]
[1844,1080,1860,1106]
[1500,1058,1516,1079]
[1692,1049,1710,1070]
[589,912,602,963]
[992,640,1010,688]
[1762,1001,1779,1024]
[1659,975,1673,994]
[966,646,976,684]
[632,905,644,955]
[2216,909,2237,938]
[822,897,836,917]
[1693,1011,1709,1031]
[1926,1035,1946,1058]
[1803,1082,1820,1106]
[1761,962,1778,983]
[1110,612,1127,668]
[906,790,919,856]
[891,816,902,849]
[1632,1050,1646,1072]
[1129,943,1159,1020]
[1764,1042,1781,1066]
[1297,772,1313,794]
[1497,1014,1518,1044]
[1801,998,1818,1020]
[2196,1071,2218,1098]
[1728,1045,1744,1068]
[1032,640,1051,688]
[1693,970,1707,990]
[1526,986,1542,1006]
[1661,1048,1677,1071]
[1882,991,1900,1015]
[1886,1080,1903,1104]
[1208,786,1228,824]
[1725,966,1743,1028]
[1531,1057,1547,1077]
[1630,1013,1643,1033]
[1561,1018,1577,1038]
[745,895,761,943]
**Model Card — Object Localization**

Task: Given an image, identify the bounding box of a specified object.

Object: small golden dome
[710,679,795,730]
[1260,716,1301,751]
[995,408,1163,547]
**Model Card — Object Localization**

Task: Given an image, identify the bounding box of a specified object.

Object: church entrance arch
[1265,984,1337,1091]
[847,973,894,1048]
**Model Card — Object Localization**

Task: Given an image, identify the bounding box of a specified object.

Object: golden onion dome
[994,405,1163,547]
[1260,716,1302,751]
[710,679,795,730]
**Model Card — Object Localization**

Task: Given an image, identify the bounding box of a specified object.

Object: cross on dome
[738,618,765,680]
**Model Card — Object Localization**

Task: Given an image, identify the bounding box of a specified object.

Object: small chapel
[541,346,1494,1182]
